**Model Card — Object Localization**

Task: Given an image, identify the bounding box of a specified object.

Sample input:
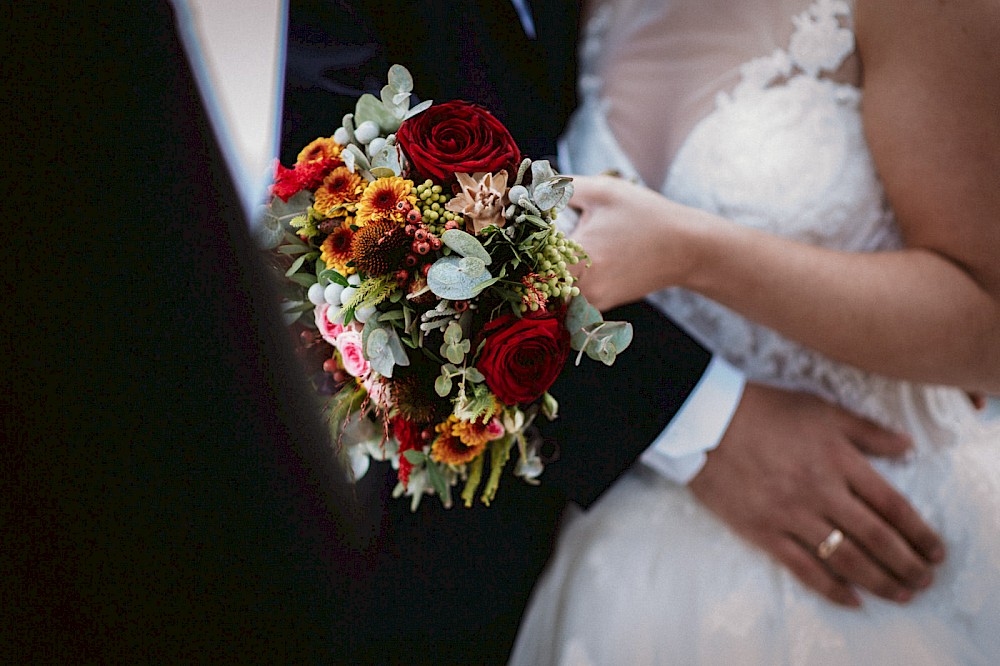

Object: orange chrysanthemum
[296,136,342,165]
[430,416,487,466]
[320,223,356,275]
[314,166,364,217]
[449,403,503,449]
[355,177,414,227]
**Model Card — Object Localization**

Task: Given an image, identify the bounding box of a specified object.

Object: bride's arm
[572,0,1000,393]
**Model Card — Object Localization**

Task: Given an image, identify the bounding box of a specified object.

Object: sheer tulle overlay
[511,1,1000,663]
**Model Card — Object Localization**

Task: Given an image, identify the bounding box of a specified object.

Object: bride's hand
[689,383,945,607]
[568,174,701,311]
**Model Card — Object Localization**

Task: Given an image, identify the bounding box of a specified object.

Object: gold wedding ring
[816,529,845,560]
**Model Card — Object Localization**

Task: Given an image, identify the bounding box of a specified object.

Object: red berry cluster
[392,200,443,286]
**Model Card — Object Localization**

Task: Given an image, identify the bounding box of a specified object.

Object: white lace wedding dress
[509,1,1000,663]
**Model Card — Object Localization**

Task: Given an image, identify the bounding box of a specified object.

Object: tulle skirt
[510,416,1000,665]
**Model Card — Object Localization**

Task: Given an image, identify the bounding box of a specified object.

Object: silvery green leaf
[404,99,433,120]
[368,137,386,155]
[443,321,464,345]
[380,85,404,115]
[254,209,285,249]
[566,295,603,337]
[365,327,394,377]
[270,190,312,221]
[579,321,633,365]
[342,113,355,133]
[443,342,467,365]
[370,143,403,176]
[531,180,562,211]
[392,91,410,106]
[435,374,453,397]
[426,256,492,300]
[464,367,485,383]
[387,64,413,93]
[536,180,574,211]
[342,144,370,172]
[355,93,399,134]
[334,126,351,144]
[531,159,556,182]
[441,229,492,264]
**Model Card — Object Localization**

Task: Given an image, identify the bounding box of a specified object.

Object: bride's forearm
[677,212,1000,392]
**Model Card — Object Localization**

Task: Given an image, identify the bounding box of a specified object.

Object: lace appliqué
[730,0,853,99]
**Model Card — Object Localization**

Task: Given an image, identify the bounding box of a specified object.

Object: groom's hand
[688,383,945,607]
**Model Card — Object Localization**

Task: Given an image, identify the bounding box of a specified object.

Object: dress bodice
[559,0,994,445]
[511,5,1000,662]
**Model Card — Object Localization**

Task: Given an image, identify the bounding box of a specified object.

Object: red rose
[396,100,521,184]
[476,311,570,405]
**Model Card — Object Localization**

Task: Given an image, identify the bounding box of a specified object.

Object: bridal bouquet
[259,66,631,509]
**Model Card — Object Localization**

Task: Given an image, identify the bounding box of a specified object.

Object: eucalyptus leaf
[426,256,493,300]
[342,144,371,172]
[442,340,469,365]
[364,320,410,378]
[464,367,485,384]
[441,229,492,265]
[404,99,433,120]
[566,295,603,336]
[434,374,452,397]
[387,64,413,92]
[366,328,392,375]
[254,220,284,250]
[270,190,312,220]
[370,142,403,176]
[356,92,401,133]
[443,321,463,345]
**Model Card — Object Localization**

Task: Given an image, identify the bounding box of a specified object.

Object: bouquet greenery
[260,66,631,509]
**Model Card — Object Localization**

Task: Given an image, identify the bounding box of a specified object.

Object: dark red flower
[396,100,521,184]
[476,310,570,405]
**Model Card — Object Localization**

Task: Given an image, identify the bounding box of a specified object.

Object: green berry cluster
[412,180,459,234]
[517,230,586,311]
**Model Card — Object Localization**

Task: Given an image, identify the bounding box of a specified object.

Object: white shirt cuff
[640,355,746,484]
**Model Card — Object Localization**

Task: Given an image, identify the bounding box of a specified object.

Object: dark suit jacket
[4,2,375,662]
[281,2,715,663]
